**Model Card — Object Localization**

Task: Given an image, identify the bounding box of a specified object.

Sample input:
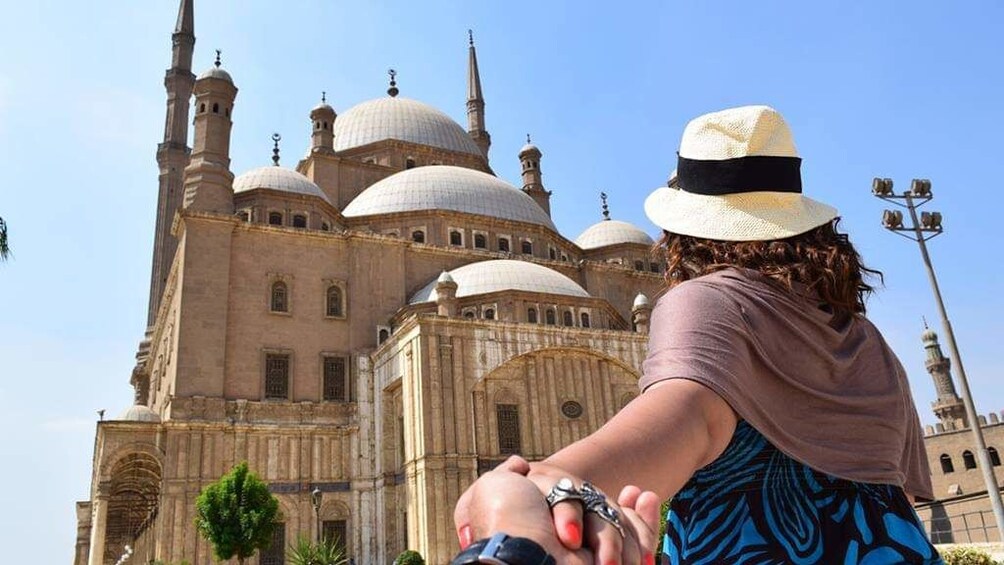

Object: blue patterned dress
[663,422,942,564]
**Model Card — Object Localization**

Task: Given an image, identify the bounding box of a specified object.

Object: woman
[452,105,941,565]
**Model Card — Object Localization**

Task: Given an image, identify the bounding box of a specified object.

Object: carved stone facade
[74,2,665,563]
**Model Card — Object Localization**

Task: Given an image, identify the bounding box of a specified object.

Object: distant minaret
[182,50,237,214]
[466,30,491,159]
[519,134,551,216]
[147,0,195,327]
[924,323,967,427]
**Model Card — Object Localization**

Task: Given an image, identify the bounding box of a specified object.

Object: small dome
[519,142,540,156]
[311,101,336,115]
[410,260,590,304]
[575,220,655,250]
[922,327,939,343]
[234,166,332,205]
[198,66,234,83]
[437,271,456,285]
[117,404,161,423]
[343,166,557,230]
[633,292,651,309]
[332,97,482,156]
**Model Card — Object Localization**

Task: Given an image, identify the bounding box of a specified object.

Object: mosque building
[73,1,667,563]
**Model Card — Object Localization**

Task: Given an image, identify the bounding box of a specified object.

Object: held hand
[527,462,662,565]
[453,456,593,564]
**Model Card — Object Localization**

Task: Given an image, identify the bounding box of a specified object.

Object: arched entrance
[103,452,162,563]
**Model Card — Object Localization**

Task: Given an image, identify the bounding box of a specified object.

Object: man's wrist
[451,532,556,565]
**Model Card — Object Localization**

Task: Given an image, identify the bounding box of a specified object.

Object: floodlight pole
[875,179,1004,537]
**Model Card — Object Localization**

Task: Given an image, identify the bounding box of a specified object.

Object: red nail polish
[564,522,581,545]
[645,553,656,565]
[458,525,473,549]
[604,560,620,565]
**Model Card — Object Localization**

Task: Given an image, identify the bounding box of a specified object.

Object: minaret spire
[923,324,967,428]
[466,30,491,159]
[601,192,610,220]
[148,0,197,329]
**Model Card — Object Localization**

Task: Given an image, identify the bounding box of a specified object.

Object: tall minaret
[147,0,195,328]
[466,30,491,159]
[924,323,967,428]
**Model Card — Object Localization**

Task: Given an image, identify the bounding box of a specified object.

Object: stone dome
[233,166,332,205]
[117,404,161,423]
[410,260,590,304]
[519,142,540,156]
[332,97,482,155]
[575,220,655,250]
[633,292,651,309]
[343,166,557,230]
[198,66,233,83]
[922,327,939,344]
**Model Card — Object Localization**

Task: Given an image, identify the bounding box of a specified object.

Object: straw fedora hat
[644,105,837,241]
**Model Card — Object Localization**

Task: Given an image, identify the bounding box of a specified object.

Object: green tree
[287,534,347,565]
[0,216,10,261]
[393,549,425,565]
[194,461,279,565]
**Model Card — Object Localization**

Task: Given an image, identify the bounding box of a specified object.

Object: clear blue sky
[1,1,1002,561]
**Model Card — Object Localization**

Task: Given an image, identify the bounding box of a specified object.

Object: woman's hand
[453,456,594,564]
[525,461,662,565]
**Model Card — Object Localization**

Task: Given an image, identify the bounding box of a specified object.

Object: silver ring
[545,477,583,508]
[580,482,625,538]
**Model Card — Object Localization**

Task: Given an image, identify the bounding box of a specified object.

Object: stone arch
[99,442,165,482]
[103,452,163,563]
[320,498,350,520]
[472,348,642,461]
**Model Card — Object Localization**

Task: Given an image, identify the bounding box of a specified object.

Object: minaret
[924,323,967,428]
[182,50,237,213]
[519,134,551,216]
[310,92,336,154]
[147,0,195,327]
[466,30,491,159]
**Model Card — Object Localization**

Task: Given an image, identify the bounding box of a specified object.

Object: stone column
[87,489,108,565]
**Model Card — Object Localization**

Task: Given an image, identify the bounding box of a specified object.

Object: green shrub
[393,549,425,565]
[941,546,999,565]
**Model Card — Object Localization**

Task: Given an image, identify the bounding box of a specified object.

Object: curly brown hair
[657,218,882,316]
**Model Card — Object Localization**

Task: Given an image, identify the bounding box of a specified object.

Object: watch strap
[451,533,556,565]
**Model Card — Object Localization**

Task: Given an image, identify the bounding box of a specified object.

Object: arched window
[199,103,206,113]
[378,328,390,344]
[268,212,283,226]
[549,248,557,260]
[315,121,321,130]
[940,454,955,473]
[650,262,660,273]
[484,308,495,320]
[464,311,476,320]
[450,230,463,246]
[293,214,307,228]
[521,241,533,255]
[237,210,250,222]
[562,311,574,326]
[527,308,538,324]
[963,450,977,469]
[545,309,556,325]
[405,158,416,169]
[212,102,219,114]
[270,281,288,312]
[321,222,330,231]
[412,230,425,243]
[990,447,1001,467]
[634,260,645,271]
[474,233,487,249]
[326,286,343,317]
[580,312,591,328]
[498,237,510,252]
[323,121,328,130]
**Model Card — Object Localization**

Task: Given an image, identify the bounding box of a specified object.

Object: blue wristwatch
[451,532,556,565]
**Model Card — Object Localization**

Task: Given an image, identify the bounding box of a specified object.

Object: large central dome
[332,97,483,156]
[343,166,558,230]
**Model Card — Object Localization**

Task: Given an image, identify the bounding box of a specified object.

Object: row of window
[938,448,1001,473]
[461,306,592,328]
[239,209,333,232]
[270,281,345,318]
[264,353,350,402]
